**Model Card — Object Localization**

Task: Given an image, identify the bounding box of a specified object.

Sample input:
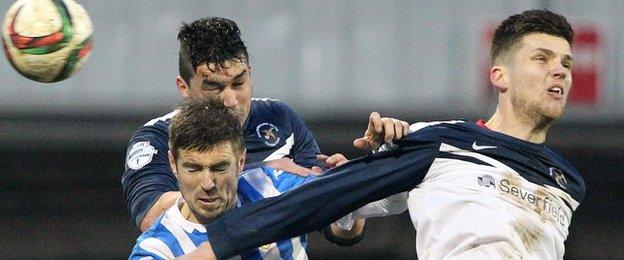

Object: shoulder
[405,120,470,141]
[144,110,178,127]
[545,147,586,201]
[131,215,175,259]
[408,119,467,133]
[239,167,313,193]
[130,110,177,141]
[252,98,298,116]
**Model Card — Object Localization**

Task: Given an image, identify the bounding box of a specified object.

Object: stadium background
[1,0,622,259]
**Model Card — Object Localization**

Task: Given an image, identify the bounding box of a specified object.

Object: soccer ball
[2,0,93,83]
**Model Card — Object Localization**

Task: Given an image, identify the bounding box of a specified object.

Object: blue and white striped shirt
[129,166,314,260]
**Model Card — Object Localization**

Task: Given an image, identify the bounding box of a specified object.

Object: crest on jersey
[256,123,280,147]
[549,167,567,189]
[477,174,495,188]
[126,141,158,170]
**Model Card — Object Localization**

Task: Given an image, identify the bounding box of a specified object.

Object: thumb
[353,138,368,149]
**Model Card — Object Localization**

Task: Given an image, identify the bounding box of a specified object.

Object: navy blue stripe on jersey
[237,177,266,204]
[276,239,294,259]
[438,152,495,167]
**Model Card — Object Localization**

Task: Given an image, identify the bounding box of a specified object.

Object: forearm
[325,218,366,246]
[351,192,408,219]
[140,191,180,231]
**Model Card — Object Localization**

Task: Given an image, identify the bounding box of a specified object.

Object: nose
[220,87,239,108]
[551,62,568,80]
[200,175,216,191]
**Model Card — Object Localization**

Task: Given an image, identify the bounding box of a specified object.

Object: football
[2,0,93,83]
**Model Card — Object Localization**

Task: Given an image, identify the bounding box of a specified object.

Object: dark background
[1,114,622,259]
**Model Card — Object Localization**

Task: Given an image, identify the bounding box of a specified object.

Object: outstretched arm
[205,137,439,258]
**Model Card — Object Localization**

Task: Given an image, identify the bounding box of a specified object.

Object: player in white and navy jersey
[181,10,587,260]
[121,17,351,232]
[129,99,404,259]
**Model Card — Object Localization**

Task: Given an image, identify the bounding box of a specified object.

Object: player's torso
[236,167,313,260]
[140,166,311,260]
[242,98,297,164]
[406,122,585,260]
[134,98,300,168]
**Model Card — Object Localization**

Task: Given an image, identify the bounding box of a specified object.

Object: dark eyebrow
[535,48,574,63]
[202,69,247,87]
[202,79,224,89]
[181,161,202,168]
[233,69,247,81]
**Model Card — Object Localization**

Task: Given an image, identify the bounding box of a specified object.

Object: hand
[312,153,348,172]
[353,112,410,150]
[264,157,318,176]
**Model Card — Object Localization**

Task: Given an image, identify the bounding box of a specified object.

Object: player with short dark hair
[121,17,361,237]
[179,10,586,260]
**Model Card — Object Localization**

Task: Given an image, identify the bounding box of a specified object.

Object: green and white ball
[2,0,93,83]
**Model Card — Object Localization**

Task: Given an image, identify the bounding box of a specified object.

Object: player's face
[505,33,573,122]
[180,60,252,125]
[171,142,243,224]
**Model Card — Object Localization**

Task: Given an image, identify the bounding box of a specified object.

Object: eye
[562,62,572,69]
[186,167,202,173]
[211,163,230,172]
[533,55,546,62]
[201,84,221,91]
[232,81,246,89]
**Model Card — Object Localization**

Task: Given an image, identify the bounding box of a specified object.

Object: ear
[490,65,508,93]
[168,150,179,178]
[176,76,191,99]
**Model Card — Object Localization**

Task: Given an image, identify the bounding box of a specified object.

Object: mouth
[197,197,220,207]
[548,86,564,95]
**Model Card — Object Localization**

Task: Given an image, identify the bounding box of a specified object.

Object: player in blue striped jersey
[129,98,405,259]
[130,166,317,260]
[176,10,586,260]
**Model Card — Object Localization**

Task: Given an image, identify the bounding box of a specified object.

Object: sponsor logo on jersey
[477,174,569,227]
[472,141,497,150]
[127,141,158,170]
[256,123,280,147]
[477,174,495,187]
[549,167,567,189]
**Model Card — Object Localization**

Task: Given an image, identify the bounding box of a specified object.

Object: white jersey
[200,121,585,260]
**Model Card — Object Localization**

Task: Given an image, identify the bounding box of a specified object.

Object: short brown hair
[490,10,573,65]
[169,98,244,160]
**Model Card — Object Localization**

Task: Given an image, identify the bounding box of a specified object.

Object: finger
[326,153,347,166]
[353,138,367,149]
[353,137,378,150]
[311,166,324,174]
[316,154,329,161]
[369,112,382,134]
[335,159,348,167]
[393,119,404,140]
[402,121,410,137]
[382,118,395,144]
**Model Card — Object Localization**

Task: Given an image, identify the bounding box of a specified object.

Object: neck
[180,202,212,224]
[485,105,550,143]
